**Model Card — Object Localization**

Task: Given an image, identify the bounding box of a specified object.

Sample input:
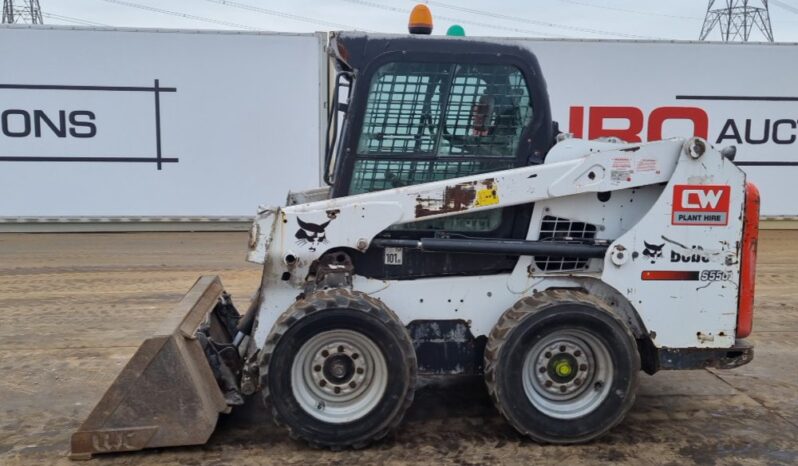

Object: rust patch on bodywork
[415,179,496,218]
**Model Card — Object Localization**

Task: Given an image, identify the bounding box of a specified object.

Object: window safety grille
[351,61,532,234]
[535,216,598,272]
[443,66,531,157]
[358,62,448,155]
[357,62,531,159]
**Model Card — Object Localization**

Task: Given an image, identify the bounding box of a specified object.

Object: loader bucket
[70,276,238,460]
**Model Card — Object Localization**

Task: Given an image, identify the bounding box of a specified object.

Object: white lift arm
[248,138,688,267]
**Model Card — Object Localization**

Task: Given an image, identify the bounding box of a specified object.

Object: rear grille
[535,216,598,272]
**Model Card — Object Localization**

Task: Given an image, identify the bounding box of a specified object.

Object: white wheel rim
[291,329,388,424]
[521,329,614,420]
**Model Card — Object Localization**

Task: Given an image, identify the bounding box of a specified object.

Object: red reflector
[737,182,760,338]
[641,270,699,281]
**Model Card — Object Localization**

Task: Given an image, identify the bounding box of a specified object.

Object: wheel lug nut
[559,345,566,352]
[574,378,582,386]
[314,365,322,372]
[574,350,582,357]
[544,352,552,358]
[321,350,329,358]
[319,380,327,387]
[538,367,546,373]
[579,364,587,371]
[544,380,553,387]
[338,345,345,353]
[356,367,364,374]
[559,385,567,393]
[349,381,357,388]
[352,353,359,360]
[334,386,341,394]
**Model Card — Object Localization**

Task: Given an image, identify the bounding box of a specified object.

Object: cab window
[351,61,532,232]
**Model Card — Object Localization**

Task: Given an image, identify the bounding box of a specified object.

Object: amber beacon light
[408,4,433,34]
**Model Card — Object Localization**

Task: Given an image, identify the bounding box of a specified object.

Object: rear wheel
[260,289,416,449]
[484,289,639,443]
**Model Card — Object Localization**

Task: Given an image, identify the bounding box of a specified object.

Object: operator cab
[325,32,556,279]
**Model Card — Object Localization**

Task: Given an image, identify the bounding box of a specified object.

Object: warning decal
[475,187,499,207]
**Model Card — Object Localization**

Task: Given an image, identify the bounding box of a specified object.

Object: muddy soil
[0,231,796,465]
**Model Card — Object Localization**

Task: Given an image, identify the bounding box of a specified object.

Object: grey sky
[37,0,798,42]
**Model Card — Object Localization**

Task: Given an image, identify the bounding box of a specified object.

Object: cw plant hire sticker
[671,185,730,226]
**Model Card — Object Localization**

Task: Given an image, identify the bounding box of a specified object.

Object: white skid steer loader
[70,31,760,459]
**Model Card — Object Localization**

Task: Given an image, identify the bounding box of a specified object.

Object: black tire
[484,289,640,443]
[259,289,416,449]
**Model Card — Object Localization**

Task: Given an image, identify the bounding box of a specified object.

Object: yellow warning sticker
[476,188,499,206]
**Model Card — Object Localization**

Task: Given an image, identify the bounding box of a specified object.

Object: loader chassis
[249,137,750,349]
[240,133,755,447]
[71,32,757,458]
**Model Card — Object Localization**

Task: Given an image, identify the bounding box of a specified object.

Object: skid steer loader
[70,28,760,459]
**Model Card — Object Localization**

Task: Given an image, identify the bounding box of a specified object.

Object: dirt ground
[0,230,796,465]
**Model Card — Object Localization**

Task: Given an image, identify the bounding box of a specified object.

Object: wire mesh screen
[351,61,532,233]
[357,62,448,155]
[357,62,531,159]
[535,216,598,272]
[443,65,531,157]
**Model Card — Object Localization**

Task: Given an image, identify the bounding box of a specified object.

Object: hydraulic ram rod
[372,238,609,258]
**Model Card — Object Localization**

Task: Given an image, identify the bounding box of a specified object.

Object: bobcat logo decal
[295,218,331,252]
[642,241,665,263]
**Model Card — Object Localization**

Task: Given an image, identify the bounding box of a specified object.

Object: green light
[446,24,465,37]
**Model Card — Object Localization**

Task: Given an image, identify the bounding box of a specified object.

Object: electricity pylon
[2,0,44,24]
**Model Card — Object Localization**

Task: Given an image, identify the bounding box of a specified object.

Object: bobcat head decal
[642,241,665,263]
[295,218,331,252]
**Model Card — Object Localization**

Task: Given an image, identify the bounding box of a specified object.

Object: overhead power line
[555,0,701,21]
[417,0,664,39]
[98,0,257,30]
[42,12,109,27]
[340,0,561,37]
[772,0,798,15]
[203,0,362,30]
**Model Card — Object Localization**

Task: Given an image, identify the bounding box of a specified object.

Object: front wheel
[260,289,416,449]
[484,289,640,443]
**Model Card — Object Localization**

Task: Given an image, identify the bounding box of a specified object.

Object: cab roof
[329,31,545,81]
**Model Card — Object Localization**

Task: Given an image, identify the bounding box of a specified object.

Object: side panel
[0,27,325,217]
[600,144,746,348]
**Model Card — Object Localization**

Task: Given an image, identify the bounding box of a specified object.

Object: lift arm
[248,138,689,267]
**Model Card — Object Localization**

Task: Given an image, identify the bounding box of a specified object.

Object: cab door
[333,55,551,279]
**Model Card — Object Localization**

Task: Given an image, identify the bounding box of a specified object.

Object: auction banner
[524,38,797,216]
[0,27,326,218]
[1,29,795,218]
